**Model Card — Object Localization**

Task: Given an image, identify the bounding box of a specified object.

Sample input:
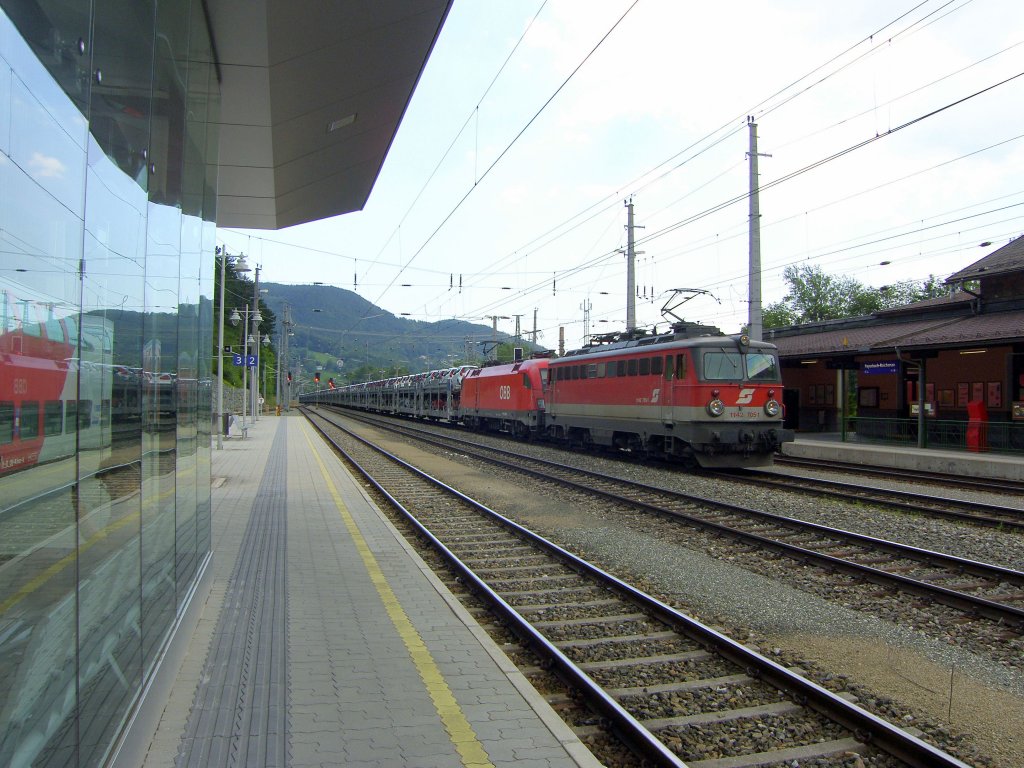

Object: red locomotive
[544,324,792,467]
[460,357,549,438]
[307,323,792,468]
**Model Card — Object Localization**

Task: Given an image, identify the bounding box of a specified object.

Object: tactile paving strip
[177,426,288,767]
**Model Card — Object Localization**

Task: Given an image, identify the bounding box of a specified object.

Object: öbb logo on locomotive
[736,387,755,405]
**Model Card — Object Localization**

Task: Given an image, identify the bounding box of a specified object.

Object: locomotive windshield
[701,350,780,382]
[744,352,780,381]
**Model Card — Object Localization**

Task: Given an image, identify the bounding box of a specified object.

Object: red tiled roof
[774,310,1024,357]
[946,235,1024,283]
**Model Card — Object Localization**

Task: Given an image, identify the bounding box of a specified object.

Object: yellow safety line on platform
[301,424,494,768]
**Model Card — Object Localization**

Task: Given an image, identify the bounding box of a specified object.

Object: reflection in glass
[1,1,217,764]
[1,7,89,763]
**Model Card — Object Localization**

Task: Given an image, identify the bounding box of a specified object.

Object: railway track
[775,455,1024,496]
[320,404,1024,531]
[303,407,973,768]
[316,406,1024,633]
[720,468,1024,532]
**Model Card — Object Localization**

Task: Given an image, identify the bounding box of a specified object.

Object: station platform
[783,432,1024,481]
[118,412,600,768]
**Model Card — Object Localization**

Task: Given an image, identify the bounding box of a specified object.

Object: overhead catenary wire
[225,2,1019,348]
[413,0,987,317]
[370,0,643,307]
[360,0,551,280]
[453,72,1023,327]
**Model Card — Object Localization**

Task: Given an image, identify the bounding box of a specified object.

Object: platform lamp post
[252,267,262,422]
[230,304,260,432]
[260,333,270,414]
[230,306,248,429]
[216,248,250,449]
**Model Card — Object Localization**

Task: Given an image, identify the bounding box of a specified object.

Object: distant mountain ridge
[260,282,531,380]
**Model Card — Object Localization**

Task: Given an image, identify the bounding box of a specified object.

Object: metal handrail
[838,415,1024,454]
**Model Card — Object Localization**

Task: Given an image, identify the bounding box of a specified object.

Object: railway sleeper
[469,563,568,575]
[520,650,721,680]
[577,650,715,670]
[515,601,625,617]
[531,612,648,629]
[542,674,757,708]
[669,736,869,768]
[607,672,755,699]
[552,630,680,649]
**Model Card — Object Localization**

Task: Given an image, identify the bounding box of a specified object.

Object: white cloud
[29,151,66,179]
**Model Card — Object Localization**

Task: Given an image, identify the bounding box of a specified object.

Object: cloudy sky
[220,0,1024,350]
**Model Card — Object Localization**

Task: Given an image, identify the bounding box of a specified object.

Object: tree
[763,265,867,326]
[763,266,953,329]
[762,302,798,329]
[876,275,950,309]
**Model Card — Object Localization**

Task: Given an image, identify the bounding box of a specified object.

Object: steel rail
[775,455,1024,494]
[331,404,1024,530]
[304,410,688,767]
[727,469,1024,531]
[322,407,1024,628]
[304,408,973,768]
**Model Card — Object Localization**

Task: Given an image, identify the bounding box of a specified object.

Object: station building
[0,2,451,765]
[773,236,1024,451]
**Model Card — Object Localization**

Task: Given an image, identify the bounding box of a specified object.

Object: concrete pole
[241,304,249,428]
[252,266,260,421]
[282,303,291,410]
[216,251,226,449]
[747,118,768,342]
[625,199,636,331]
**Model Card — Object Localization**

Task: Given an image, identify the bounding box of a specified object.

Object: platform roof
[772,309,1024,358]
[209,0,452,230]
[947,235,1024,283]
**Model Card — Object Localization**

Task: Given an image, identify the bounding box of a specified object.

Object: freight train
[303,323,794,467]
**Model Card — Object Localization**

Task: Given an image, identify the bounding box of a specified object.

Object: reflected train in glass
[0,286,113,476]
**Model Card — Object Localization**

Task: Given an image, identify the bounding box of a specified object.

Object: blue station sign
[861,360,898,375]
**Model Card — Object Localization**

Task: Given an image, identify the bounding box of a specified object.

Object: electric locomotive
[460,357,549,438]
[544,323,792,467]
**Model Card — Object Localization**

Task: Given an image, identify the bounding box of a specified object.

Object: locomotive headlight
[764,399,781,417]
[707,398,725,417]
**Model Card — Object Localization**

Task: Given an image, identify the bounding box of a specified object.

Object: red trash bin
[966,400,988,452]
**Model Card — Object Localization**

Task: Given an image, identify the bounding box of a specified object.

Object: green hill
[260,283,536,384]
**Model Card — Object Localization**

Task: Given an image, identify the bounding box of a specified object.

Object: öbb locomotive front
[306,323,793,468]
[544,324,793,467]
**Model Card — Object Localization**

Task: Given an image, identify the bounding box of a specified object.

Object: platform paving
[132,412,599,768]
[784,432,1024,480]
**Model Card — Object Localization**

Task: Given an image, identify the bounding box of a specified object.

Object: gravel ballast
[336,414,1024,767]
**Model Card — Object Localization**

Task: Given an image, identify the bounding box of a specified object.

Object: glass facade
[0,1,217,764]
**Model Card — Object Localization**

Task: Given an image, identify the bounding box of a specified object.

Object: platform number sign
[233,354,257,367]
